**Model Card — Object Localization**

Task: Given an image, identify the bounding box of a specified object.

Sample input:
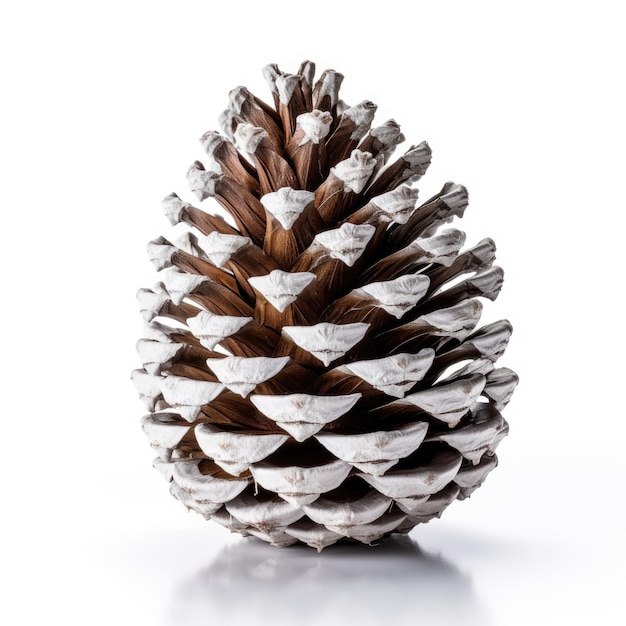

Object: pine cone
[133,61,518,551]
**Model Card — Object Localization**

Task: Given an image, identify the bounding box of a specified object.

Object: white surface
[1,1,624,625]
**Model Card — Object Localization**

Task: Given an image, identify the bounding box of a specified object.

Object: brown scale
[312,69,344,119]
[228,86,283,153]
[385,183,468,251]
[324,101,377,166]
[263,195,327,270]
[199,392,279,433]
[357,119,405,173]
[197,458,251,480]
[223,240,280,303]
[170,250,239,294]
[274,73,309,145]
[285,115,331,189]
[178,201,241,237]
[207,171,267,246]
[363,141,431,201]
[200,131,260,195]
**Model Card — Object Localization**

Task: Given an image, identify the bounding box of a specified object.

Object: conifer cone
[133,61,518,551]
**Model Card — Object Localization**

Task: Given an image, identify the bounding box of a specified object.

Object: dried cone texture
[134,62,518,551]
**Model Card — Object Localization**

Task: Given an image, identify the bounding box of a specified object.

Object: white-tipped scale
[172,460,249,503]
[173,232,204,257]
[218,109,236,141]
[391,374,486,427]
[137,285,169,322]
[262,64,280,94]
[403,142,432,179]
[343,511,408,544]
[369,120,405,155]
[234,123,268,154]
[315,422,429,476]
[199,130,227,163]
[466,321,513,361]
[159,375,225,422]
[250,393,361,442]
[331,149,376,193]
[136,339,183,376]
[440,183,469,215]
[299,60,315,86]
[454,454,498,498]
[187,161,219,201]
[409,229,467,266]
[282,322,370,367]
[260,187,316,230]
[369,186,419,224]
[142,413,190,450]
[281,422,327,444]
[468,238,497,268]
[151,444,172,463]
[446,358,495,380]
[162,193,187,226]
[284,520,343,552]
[195,424,288,476]
[297,110,333,145]
[302,490,391,529]
[195,232,250,268]
[359,274,430,318]
[143,320,178,343]
[170,482,222,517]
[484,368,519,409]
[468,266,505,300]
[415,300,484,342]
[159,375,224,407]
[358,450,462,498]
[210,507,250,535]
[315,70,344,107]
[131,369,164,411]
[247,529,298,547]
[226,493,304,534]
[314,222,376,267]
[153,458,175,482]
[161,406,209,424]
[393,494,429,516]
[248,270,316,313]
[430,410,507,464]
[396,484,461,518]
[342,101,378,141]
[249,460,352,507]
[186,310,253,350]
[337,349,435,398]
[205,356,291,397]
[227,86,249,115]
[161,268,208,306]
[147,237,176,271]
[275,73,300,105]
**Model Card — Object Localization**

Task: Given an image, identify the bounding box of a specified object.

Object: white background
[1,1,624,624]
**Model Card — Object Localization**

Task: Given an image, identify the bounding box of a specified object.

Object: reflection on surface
[167,534,492,626]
